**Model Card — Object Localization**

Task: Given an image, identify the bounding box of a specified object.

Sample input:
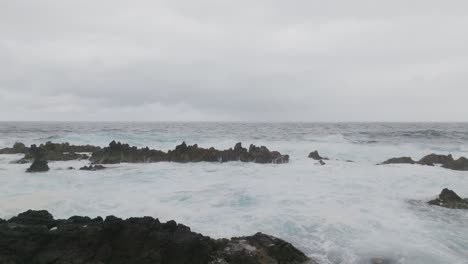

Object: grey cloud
[1,0,467,121]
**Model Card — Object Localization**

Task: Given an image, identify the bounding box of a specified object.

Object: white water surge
[0,122,467,264]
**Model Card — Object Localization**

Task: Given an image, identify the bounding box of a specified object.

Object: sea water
[0,122,467,264]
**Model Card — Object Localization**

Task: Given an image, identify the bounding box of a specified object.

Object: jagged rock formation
[428,188,468,209]
[90,141,289,165]
[0,142,101,163]
[308,151,328,161]
[0,210,312,264]
[26,160,49,172]
[379,153,468,171]
[25,144,49,172]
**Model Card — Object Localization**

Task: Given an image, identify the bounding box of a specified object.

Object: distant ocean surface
[1,122,468,264]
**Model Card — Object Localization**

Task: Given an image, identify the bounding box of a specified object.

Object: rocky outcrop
[79,165,106,171]
[89,141,168,164]
[442,157,468,171]
[380,153,468,171]
[90,141,289,165]
[308,151,328,161]
[0,210,312,264]
[5,141,100,163]
[25,144,49,172]
[417,154,454,166]
[428,188,468,209]
[0,142,28,154]
[379,157,415,165]
[26,160,49,172]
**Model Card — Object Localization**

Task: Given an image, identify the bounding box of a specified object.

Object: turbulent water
[1,122,468,264]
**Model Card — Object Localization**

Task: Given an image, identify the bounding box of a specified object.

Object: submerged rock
[428,188,468,209]
[90,141,289,165]
[308,150,328,161]
[379,157,415,165]
[79,165,106,171]
[0,210,312,264]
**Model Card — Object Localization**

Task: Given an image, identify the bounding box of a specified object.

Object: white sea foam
[0,122,467,264]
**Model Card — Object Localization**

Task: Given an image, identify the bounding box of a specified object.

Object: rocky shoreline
[0,141,290,172]
[0,210,312,264]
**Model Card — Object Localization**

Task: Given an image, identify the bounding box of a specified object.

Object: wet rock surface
[308,151,328,161]
[79,165,106,171]
[0,142,28,154]
[26,159,49,172]
[428,188,468,209]
[380,154,468,171]
[3,142,100,163]
[90,141,289,165]
[379,157,415,165]
[417,154,454,166]
[0,210,311,264]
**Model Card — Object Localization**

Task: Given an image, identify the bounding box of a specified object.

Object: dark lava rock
[428,188,468,209]
[212,232,311,264]
[417,154,454,166]
[319,160,326,166]
[0,142,28,154]
[15,141,99,163]
[379,157,415,165]
[90,141,168,164]
[308,151,328,161]
[26,159,49,173]
[91,141,289,165]
[442,157,468,171]
[79,165,106,171]
[0,210,311,264]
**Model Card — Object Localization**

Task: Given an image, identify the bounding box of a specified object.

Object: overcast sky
[0,0,467,122]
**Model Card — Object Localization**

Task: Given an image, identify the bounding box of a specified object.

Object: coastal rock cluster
[428,188,468,209]
[379,153,468,171]
[0,141,289,172]
[0,210,312,264]
[90,141,289,164]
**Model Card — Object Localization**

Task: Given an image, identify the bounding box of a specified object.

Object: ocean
[0,122,467,264]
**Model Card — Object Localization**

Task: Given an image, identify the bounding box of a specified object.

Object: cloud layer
[1,0,467,121]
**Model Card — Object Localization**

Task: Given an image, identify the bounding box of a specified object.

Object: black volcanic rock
[417,154,454,166]
[90,141,168,164]
[14,141,99,163]
[91,141,289,165]
[0,142,28,154]
[26,159,49,172]
[442,157,468,171]
[0,210,312,264]
[379,157,416,165]
[428,188,468,209]
[308,150,328,161]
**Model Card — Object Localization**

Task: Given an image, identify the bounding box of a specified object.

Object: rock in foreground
[90,141,289,165]
[0,210,312,264]
[428,188,468,209]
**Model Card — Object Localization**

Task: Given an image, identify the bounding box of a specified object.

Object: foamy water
[0,122,467,264]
